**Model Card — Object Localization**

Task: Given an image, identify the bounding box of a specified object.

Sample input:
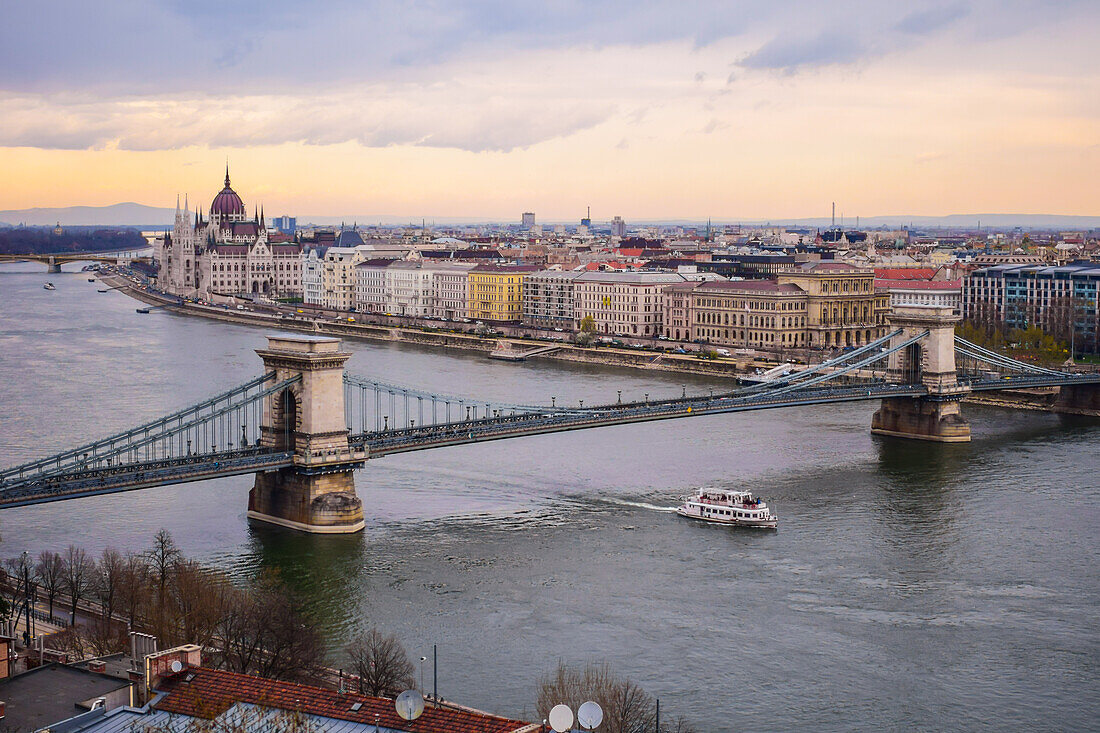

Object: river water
[1,262,1098,731]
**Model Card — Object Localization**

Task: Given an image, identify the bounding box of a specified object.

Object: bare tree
[168,559,232,650]
[117,551,151,630]
[61,545,93,626]
[35,551,65,620]
[146,529,181,638]
[344,628,415,696]
[210,571,325,683]
[536,661,696,733]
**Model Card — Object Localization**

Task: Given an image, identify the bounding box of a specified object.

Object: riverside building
[159,169,303,299]
[664,262,890,351]
[468,265,539,322]
[574,271,687,337]
[522,270,583,329]
[963,262,1100,353]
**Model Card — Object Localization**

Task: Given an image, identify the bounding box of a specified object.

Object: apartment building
[574,271,687,337]
[425,262,476,320]
[522,270,582,329]
[354,259,394,313]
[468,265,539,322]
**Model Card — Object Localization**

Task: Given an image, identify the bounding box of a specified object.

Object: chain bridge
[2,306,1098,532]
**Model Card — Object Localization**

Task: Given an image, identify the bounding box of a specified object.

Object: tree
[344,628,415,696]
[536,661,695,733]
[61,545,94,626]
[146,529,181,637]
[87,547,128,655]
[117,551,151,630]
[210,571,325,683]
[580,315,597,334]
[35,551,65,620]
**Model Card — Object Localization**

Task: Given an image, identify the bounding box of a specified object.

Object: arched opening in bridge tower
[276,389,299,451]
[904,343,923,384]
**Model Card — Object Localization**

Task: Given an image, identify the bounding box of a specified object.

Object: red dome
[210,169,245,218]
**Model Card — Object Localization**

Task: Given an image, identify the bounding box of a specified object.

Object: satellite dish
[577,701,604,730]
[169,660,183,673]
[395,690,425,721]
[548,704,574,733]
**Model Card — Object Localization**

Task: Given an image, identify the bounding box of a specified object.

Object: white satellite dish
[577,700,604,730]
[395,690,425,721]
[549,704,574,733]
[169,660,183,673]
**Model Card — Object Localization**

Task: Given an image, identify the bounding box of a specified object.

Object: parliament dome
[210,168,245,219]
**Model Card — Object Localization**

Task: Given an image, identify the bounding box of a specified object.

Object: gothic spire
[225,161,231,188]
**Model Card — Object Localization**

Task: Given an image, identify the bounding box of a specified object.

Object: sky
[0,0,1097,221]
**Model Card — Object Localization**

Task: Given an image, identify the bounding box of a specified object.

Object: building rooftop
[154,668,535,733]
[697,279,804,294]
[574,271,686,284]
[0,663,132,732]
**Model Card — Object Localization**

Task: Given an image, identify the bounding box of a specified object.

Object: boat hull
[675,507,777,529]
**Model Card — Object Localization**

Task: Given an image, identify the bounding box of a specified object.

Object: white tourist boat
[43,282,56,290]
[676,488,777,529]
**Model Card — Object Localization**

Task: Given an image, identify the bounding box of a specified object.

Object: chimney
[88,660,107,674]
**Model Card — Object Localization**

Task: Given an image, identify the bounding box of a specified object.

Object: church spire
[225,161,231,189]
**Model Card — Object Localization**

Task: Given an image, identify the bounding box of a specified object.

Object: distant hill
[0,202,175,227]
[2,203,1097,230]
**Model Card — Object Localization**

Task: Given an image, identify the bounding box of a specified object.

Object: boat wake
[601,498,680,513]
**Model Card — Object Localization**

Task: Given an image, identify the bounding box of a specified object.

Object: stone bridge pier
[871,305,972,443]
[248,335,367,533]
[47,256,61,274]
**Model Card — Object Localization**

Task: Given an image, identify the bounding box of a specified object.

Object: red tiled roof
[873,268,938,280]
[155,668,537,733]
[875,278,961,290]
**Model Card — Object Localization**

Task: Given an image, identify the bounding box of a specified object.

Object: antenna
[395,690,425,721]
[577,701,604,730]
[548,705,574,733]
[832,202,835,228]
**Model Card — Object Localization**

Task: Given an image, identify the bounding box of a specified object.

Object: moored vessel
[676,488,777,529]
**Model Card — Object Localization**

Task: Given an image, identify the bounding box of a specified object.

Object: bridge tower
[871,305,972,442]
[247,335,367,533]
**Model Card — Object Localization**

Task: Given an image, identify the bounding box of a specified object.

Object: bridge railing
[342,373,573,433]
[0,373,300,486]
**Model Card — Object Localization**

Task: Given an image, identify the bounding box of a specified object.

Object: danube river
[1,263,1098,731]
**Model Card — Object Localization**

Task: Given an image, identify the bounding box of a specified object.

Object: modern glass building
[963,262,1100,353]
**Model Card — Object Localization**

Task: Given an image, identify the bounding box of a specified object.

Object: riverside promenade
[95,269,757,380]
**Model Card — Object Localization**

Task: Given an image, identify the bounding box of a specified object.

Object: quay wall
[97,273,751,380]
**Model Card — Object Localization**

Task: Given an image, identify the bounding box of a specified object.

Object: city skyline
[1,1,1098,218]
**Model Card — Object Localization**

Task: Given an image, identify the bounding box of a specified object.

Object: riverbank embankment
[97,272,754,380]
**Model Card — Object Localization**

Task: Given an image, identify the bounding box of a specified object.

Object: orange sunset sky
[1,1,1097,221]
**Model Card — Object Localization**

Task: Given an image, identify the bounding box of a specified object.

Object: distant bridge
[2,305,1098,532]
[0,250,151,272]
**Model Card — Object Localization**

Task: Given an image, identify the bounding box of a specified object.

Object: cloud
[0,90,614,153]
[895,3,969,35]
[739,31,873,73]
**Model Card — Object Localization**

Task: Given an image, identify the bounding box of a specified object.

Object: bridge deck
[3,371,1098,509]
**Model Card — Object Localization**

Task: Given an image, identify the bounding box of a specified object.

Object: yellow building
[468,265,539,322]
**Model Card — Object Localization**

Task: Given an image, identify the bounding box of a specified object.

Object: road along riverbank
[97,270,755,380]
